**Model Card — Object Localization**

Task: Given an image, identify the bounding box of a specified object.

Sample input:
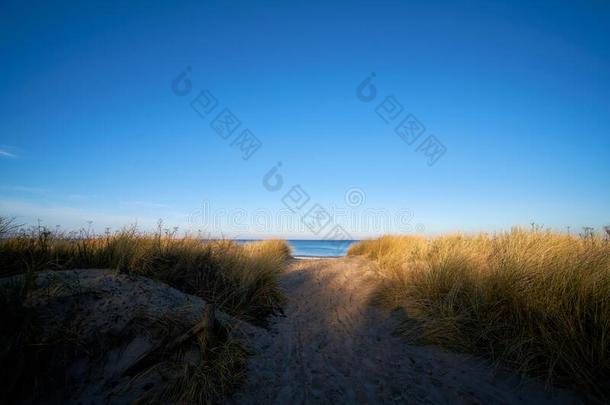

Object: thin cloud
[66,194,91,201]
[0,185,48,193]
[120,200,169,209]
[0,149,17,158]
[0,198,164,231]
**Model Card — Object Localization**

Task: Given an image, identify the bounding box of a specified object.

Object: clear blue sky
[1,0,609,238]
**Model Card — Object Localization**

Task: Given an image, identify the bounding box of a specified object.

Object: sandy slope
[1,269,270,404]
[231,257,581,405]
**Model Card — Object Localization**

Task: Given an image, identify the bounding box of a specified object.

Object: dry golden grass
[0,224,291,323]
[0,220,292,403]
[348,230,610,399]
[131,313,249,405]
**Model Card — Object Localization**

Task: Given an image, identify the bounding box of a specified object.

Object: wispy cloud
[65,193,91,201]
[0,198,165,231]
[0,185,48,194]
[120,200,169,209]
[0,149,17,158]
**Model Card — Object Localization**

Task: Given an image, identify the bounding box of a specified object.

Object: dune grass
[0,223,291,323]
[0,219,292,403]
[129,311,249,405]
[348,230,610,400]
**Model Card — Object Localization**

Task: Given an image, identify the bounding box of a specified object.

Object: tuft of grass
[134,318,248,405]
[348,229,610,400]
[153,336,247,405]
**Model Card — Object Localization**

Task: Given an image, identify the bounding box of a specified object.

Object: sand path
[231,257,580,404]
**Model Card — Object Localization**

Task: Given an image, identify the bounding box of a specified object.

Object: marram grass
[348,230,610,399]
[0,221,292,403]
[0,225,291,323]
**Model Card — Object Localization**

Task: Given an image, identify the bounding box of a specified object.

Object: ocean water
[235,239,359,257]
[287,240,359,257]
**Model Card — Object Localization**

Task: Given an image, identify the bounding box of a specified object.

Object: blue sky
[1,0,609,238]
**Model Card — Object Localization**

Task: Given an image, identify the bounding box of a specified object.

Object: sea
[236,239,359,257]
